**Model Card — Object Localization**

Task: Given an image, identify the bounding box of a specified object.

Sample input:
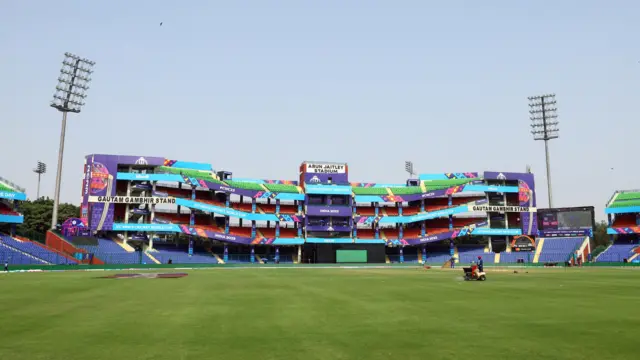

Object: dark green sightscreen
[336,250,367,263]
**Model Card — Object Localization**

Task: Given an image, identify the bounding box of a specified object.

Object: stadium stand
[537,237,585,263]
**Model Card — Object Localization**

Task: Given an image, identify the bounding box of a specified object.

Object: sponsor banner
[471,228,522,236]
[305,237,354,244]
[307,225,352,232]
[405,231,456,245]
[175,198,280,221]
[274,193,305,201]
[354,195,386,203]
[419,173,479,180]
[0,214,24,224]
[511,235,536,251]
[89,196,176,204]
[117,173,185,182]
[607,227,640,235]
[305,163,346,174]
[463,185,519,193]
[539,229,592,237]
[305,184,352,195]
[306,205,352,217]
[354,239,386,244]
[112,223,180,232]
[469,205,536,213]
[0,191,27,201]
[272,238,305,245]
[207,232,253,245]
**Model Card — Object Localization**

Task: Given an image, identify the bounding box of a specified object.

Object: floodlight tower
[33,161,47,200]
[50,53,95,229]
[405,161,416,178]
[528,94,558,208]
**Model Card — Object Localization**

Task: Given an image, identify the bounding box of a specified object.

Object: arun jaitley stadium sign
[305,163,346,174]
[89,196,176,204]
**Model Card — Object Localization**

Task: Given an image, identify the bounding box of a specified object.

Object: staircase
[214,253,225,264]
[145,252,161,264]
[494,252,500,264]
[533,238,545,263]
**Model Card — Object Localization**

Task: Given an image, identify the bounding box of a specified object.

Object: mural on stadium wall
[61,217,90,237]
[484,171,538,236]
[87,155,165,231]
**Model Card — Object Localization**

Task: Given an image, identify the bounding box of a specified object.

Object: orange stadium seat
[383,207,400,216]
[403,228,422,238]
[279,205,298,214]
[278,228,298,238]
[356,207,376,216]
[228,227,252,238]
[154,213,190,224]
[612,214,636,228]
[357,229,375,239]
[260,228,277,237]
[259,204,277,213]
[382,228,399,239]
[402,206,420,215]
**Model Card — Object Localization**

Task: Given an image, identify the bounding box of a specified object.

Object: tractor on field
[463,263,486,281]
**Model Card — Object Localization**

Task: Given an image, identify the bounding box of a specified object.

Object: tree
[591,220,611,248]
[16,198,80,236]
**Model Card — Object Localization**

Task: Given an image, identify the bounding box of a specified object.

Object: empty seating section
[157,186,192,198]
[263,183,299,193]
[260,228,277,237]
[403,207,420,215]
[382,207,399,216]
[228,227,252,238]
[224,181,264,191]
[157,166,222,183]
[382,228,399,239]
[356,207,376,216]
[0,205,19,215]
[458,246,490,264]
[357,229,375,238]
[424,247,452,264]
[278,228,298,238]
[423,179,471,191]
[259,204,276,213]
[352,187,388,195]
[403,228,422,238]
[152,248,218,264]
[0,235,75,264]
[76,238,145,264]
[231,202,254,212]
[154,213,190,223]
[1,243,48,265]
[388,186,422,195]
[597,240,638,262]
[500,252,533,264]
[537,237,585,263]
[612,214,636,228]
[277,205,298,214]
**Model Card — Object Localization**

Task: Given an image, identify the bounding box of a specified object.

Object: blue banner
[605,206,640,214]
[305,238,354,244]
[272,238,305,245]
[274,193,305,201]
[111,223,181,232]
[305,184,352,195]
[170,161,213,171]
[354,239,386,244]
[470,228,522,236]
[0,191,27,201]
[117,173,185,182]
[175,198,280,221]
[0,214,24,224]
[354,195,385,203]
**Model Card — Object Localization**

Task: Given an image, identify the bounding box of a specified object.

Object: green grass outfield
[1,268,638,360]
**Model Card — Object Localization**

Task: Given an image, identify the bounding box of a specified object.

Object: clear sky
[2,0,638,219]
